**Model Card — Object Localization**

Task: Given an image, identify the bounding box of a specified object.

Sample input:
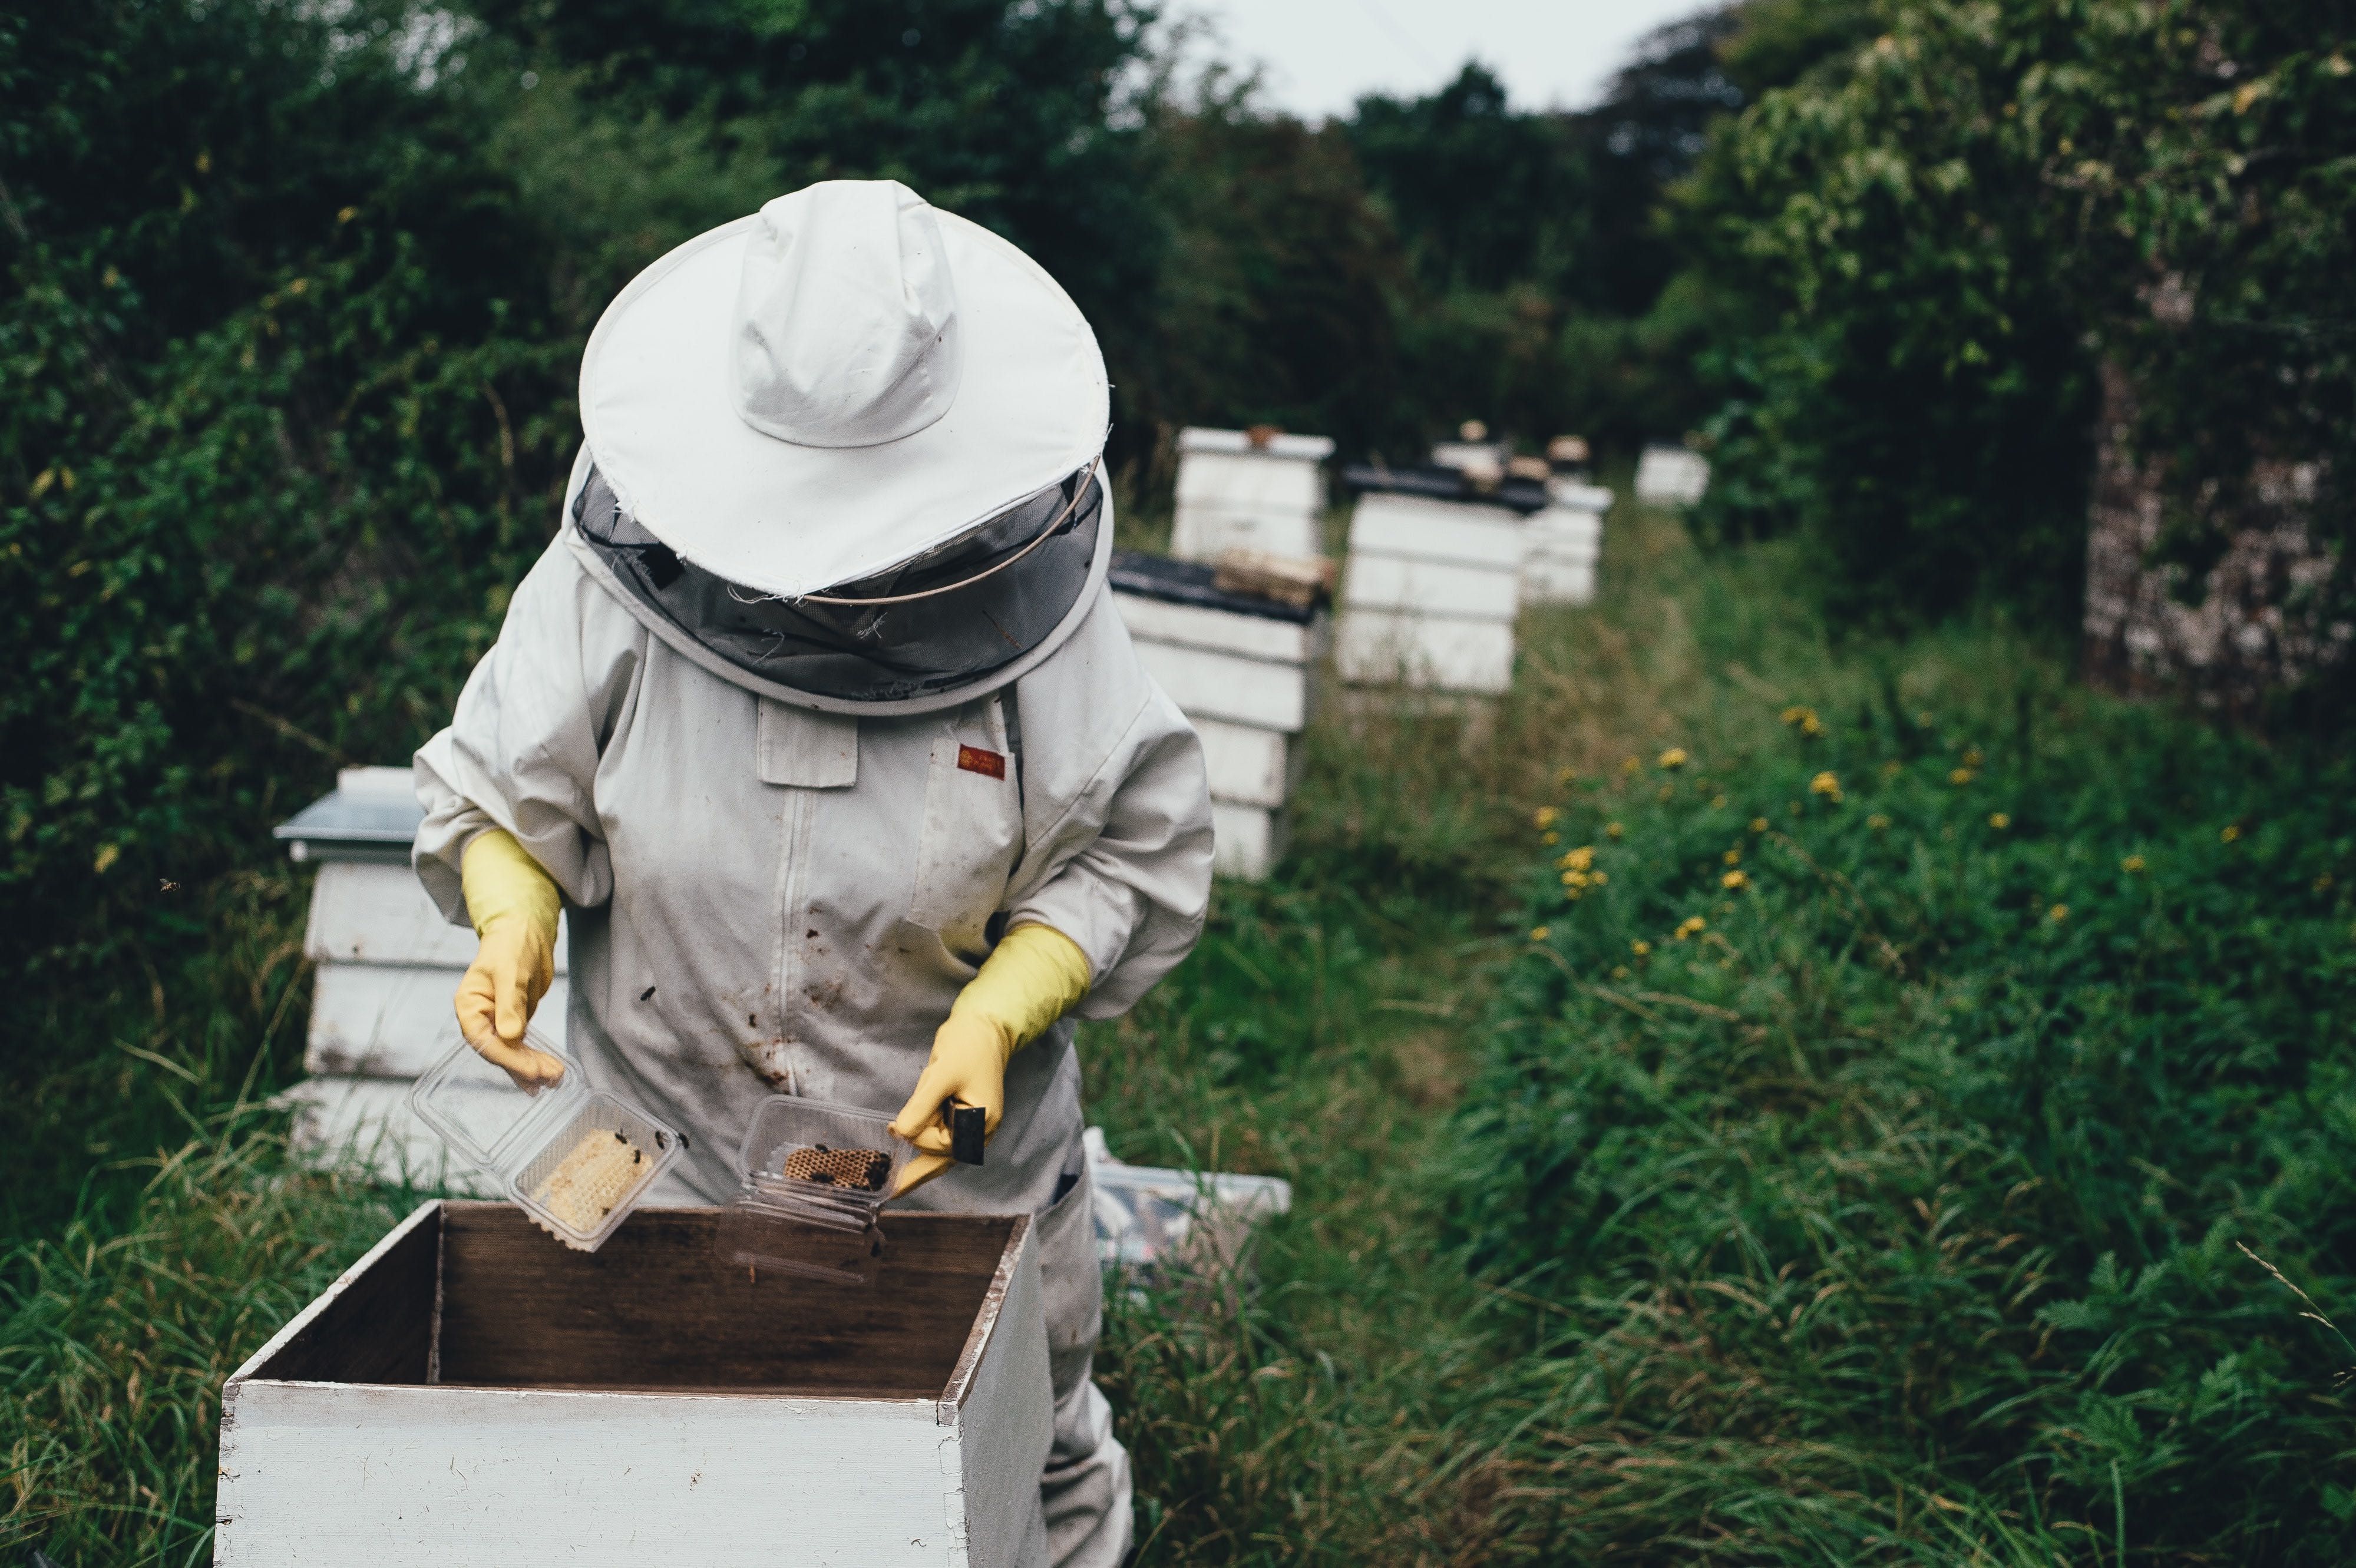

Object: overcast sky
[1179,0,1714,121]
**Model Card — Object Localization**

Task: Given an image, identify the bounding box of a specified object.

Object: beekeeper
[410,179,1212,1568]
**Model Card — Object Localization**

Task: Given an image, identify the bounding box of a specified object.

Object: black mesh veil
[571,464,1103,706]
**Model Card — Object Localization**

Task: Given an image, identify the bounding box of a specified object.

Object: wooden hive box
[272,768,570,1185]
[216,1202,1052,1568]
[1334,492,1526,696]
[1521,481,1611,607]
[1169,426,1333,564]
[1109,551,1325,881]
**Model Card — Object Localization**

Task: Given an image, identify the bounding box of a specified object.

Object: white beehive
[1635,444,1711,506]
[273,767,569,1185]
[1110,553,1324,881]
[215,1201,1053,1568]
[1334,492,1526,696]
[1169,427,1334,564]
[1522,479,1612,606]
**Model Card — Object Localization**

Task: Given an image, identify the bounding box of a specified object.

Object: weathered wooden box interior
[244,1202,1019,1397]
[218,1202,1053,1567]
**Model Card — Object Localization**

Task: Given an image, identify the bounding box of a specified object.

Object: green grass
[11,499,2352,1564]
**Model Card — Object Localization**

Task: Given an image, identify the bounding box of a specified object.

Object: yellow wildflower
[2121,854,2146,874]
[1963,746,1984,768]
[1723,848,1742,866]
[1868,813,1892,831]
[1988,812,2011,830]
[1800,711,1824,737]
[1780,705,1807,725]
[2048,904,2069,923]
[1533,806,1560,830]
[1750,816,1769,833]
[1542,830,1560,845]
[1561,869,1589,888]
[1711,795,1727,809]
[1722,869,1750,891]
[1631,940,1652,957]
[1529,926,1550,942]
[1555,766,1578,787]
[1623,756,1642,775]
[1611,965,1631,980]
[1658,747,1688,770]
[1674,916,1706,940]
[2220,825,2242,844]
[1590,871,1609,886]
[1949,768,1975,786]
[1606,822,1624,840]
[1809,770,1842,799]
[1559,845,1596,871]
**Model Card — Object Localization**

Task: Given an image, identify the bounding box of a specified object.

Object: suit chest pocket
[908,697,1025,945]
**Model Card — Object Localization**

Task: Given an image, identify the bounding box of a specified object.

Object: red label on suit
[956,745,1007,779]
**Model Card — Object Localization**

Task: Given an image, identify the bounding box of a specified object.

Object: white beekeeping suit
[411,179,1213,1568]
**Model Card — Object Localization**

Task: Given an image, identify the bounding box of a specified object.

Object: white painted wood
[1170,429,1329,565]
[1346,493,1526,569]
[279,1074,481,1190]
[305,860,568,972]
[1546,479,1615,512]
[1195,717,1295,810]
[1635,445,1711,505]
[1170,504,1321,564]
[220,1382,964,1567]
[1526,508,1602,557]
[216,1205,1053,1568]
[1519,557,1598,607]
[1111,591,1320,667]
[1429,440,1509,473]
[1175,426,1334,462]
[1334,610,1516,694]
[1340,553,1521,620]
[306,965,572,1078]
[1211,800,1287,880]
[1173,450,1324,515]
[947,1221,1054,1568]
[1130,639,1308,733]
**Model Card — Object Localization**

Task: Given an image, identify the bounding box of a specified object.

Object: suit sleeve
[411,540,643,926]
[1002,667,1215,1020]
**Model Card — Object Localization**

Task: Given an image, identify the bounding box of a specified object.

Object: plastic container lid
[714,1096,916,1283]
[409,1028,684,1253]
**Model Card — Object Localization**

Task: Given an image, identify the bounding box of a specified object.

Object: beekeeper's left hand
[891,922,1091,1195]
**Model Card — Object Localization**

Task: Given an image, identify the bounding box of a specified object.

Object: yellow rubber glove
[890,923,1092,1196]
[454,829,566,1091]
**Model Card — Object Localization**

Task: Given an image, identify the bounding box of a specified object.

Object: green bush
[1686,0,2356,633]
[1452,696,2356,1559]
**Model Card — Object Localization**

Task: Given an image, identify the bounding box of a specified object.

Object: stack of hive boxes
[1522,478,1612,606]
[1169,425,1334,563]
[1333,467,1545,697]
[273,766,568,1185]
[1110,553,1324,880]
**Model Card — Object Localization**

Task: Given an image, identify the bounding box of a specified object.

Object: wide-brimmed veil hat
[578,178,1109,601]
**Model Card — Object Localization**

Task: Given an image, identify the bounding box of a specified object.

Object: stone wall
[2081,362,2343,711]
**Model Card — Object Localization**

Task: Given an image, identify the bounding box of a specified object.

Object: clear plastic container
[409,1028,684,1253]
[715,1096,915,1285]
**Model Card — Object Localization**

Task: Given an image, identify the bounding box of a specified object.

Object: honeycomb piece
[781,1142,892,1192]
[536,1127,651,1234]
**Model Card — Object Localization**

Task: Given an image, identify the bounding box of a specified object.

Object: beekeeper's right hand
[455,829,567,1091]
